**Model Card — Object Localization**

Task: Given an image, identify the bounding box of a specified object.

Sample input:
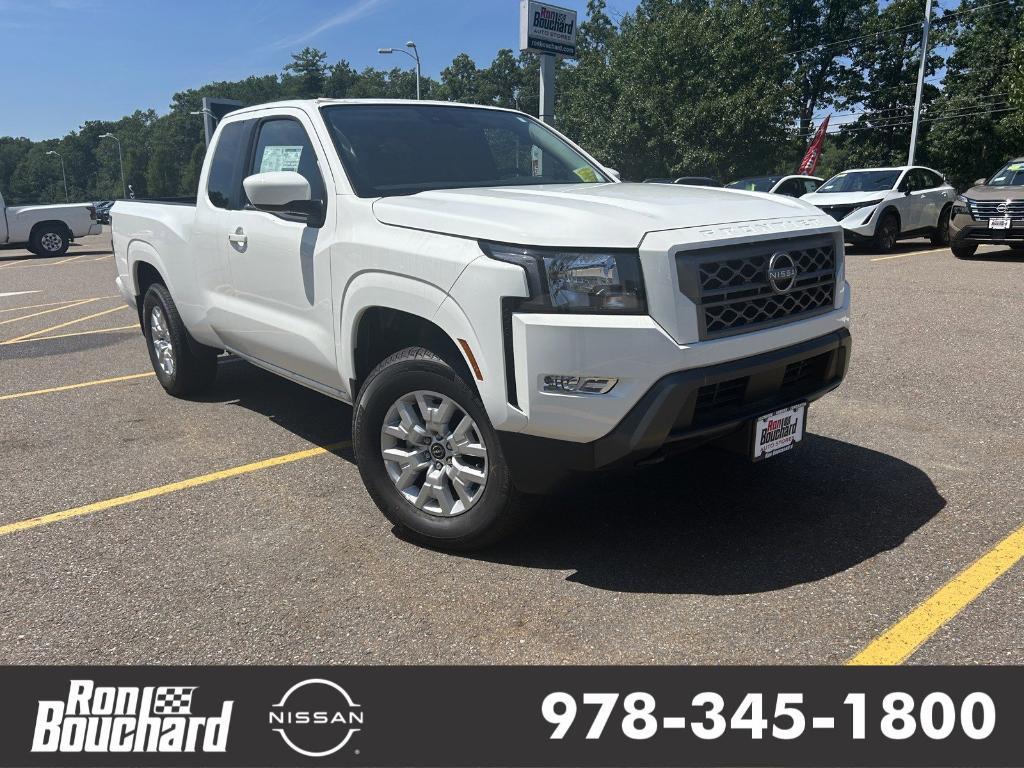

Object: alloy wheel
[149,306,175,377]
[40,232,63,253]
[380,390,488,517]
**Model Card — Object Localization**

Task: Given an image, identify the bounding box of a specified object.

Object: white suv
[801,166,955,252]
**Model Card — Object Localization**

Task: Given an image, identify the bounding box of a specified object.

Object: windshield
[320,104,609,197]
[817,170,901,193]
[726,177,780,192]
[987,160,1024,187]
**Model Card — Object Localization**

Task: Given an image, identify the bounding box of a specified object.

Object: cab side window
[249,119,326,202]
[803,179,821,194]
[207,121,251,210]
[777,179,803,197]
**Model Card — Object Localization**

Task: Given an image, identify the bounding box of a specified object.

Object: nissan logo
[767,252,798,294]
[996,202,1009,214]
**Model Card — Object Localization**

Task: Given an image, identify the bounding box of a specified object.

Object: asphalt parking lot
[0,230,1021,665]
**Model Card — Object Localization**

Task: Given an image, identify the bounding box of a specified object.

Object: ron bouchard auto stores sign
[519,0,578,57]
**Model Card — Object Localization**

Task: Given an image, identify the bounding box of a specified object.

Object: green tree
[282,47,329,97]
[438,53,484,103]
[926,0,1024,187]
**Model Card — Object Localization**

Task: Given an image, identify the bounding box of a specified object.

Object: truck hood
[372,183,824,248]
[801,190,895,207]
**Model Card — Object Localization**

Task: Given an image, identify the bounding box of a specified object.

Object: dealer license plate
[753,403,806,461]
[989,217,1011,230]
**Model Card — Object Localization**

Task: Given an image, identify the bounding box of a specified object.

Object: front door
[219,111,341,390]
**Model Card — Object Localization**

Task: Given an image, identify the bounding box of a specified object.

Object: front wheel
[951,243,978,259]
[872,213,899,253]
[142,283,218,397]
[353,346,528,550]
[930,205,952,246]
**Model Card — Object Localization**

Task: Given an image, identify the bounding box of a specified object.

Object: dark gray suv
[949,159,1024,258]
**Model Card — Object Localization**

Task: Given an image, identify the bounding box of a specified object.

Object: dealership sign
[519,0,577,57]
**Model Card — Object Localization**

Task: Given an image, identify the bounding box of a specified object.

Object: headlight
[481,242,646,313]
[953,195,971,218]
[856,198,885,210]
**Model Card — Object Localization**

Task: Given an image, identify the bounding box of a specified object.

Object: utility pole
[539,54,555,125]
[99,133,126,199]
[908,0,932,166]
[46,150,68,203]
[378,41,422,100]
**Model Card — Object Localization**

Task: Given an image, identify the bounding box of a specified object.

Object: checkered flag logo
[152,687,197,715]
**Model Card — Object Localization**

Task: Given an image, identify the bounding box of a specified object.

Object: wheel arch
[340,272,484,401]
[878,205,902,232]
[29,219,72,242]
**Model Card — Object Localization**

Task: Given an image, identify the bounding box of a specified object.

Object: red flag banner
[797,115,830,175]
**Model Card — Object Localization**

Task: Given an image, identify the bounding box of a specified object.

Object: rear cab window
[206,121,251,209]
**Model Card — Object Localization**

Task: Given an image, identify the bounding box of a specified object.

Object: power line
[784,20,925,58]
[800,105,1019,137]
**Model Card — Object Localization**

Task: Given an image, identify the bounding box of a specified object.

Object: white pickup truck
[1,191,101,256]
[112,99,852,550]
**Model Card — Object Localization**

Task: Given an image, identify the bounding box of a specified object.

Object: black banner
[0,666,1020,767]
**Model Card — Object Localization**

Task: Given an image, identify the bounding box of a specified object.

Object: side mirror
[605,168,621,182]
[243,171,325,228]
[974,178,987,187]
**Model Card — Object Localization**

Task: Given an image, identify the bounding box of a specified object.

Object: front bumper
[498,328,851,492]
[950,212,1024,246]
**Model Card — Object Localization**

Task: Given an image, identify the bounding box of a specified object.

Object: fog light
[542,375,617,394]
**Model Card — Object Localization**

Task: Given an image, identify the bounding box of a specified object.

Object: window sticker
[1007,163,1023,172]
[992,176,1006,183]
[531,145,543,177]
[573,166,600,182]
[260,145,303,173]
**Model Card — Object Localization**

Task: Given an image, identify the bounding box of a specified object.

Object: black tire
[142,283,218,397]
[28,224,70,257]
[353,346,529,551]
[930,205,952,246]
[871,212,899,253]
[951,243,978,259]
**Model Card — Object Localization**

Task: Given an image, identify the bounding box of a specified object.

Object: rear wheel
[930,205,952,246]
[353,346,529,550]
[142,283,218,397]
[28,224,70,257]
[951,244,978,259]
[872,212,899,253]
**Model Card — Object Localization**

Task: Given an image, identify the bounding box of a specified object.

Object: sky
[0,0,639,141]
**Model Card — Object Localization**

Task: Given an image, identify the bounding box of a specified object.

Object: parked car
[93,200,115,225]
[800,166,955,253]
[727,175,823,197]
[0,191,101,256]
[673,176,722,187]
[111,99,851,550]
[948,158,1024,259]
[642,177,723,187]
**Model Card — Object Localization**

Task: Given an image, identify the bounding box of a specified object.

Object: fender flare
[126,239,171,296]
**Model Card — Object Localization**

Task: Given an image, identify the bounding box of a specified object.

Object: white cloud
[274,0,389,48]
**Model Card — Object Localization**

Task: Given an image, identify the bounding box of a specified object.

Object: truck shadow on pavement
[205,360,945,596]
[478,438,945,594]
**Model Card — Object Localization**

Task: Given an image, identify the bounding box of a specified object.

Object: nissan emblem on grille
[767,252,798,294]
[997,202,1008,214]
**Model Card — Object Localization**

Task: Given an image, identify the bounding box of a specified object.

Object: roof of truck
[229,98,518,117]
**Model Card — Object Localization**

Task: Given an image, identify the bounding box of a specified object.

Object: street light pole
[378,41,422,100]
[908,0,933,166]
[45,150,69,203]
[99,132,126,199]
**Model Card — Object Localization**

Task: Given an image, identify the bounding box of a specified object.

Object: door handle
[227,231,247,245]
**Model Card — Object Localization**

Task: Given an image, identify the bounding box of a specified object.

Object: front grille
[966,198,1024,221]
[818,204,858,221]
[782,352,831,391]
[677,235,838,340]
[693,377,747,423]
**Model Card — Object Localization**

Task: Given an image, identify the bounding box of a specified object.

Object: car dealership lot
[0,230,1021,664]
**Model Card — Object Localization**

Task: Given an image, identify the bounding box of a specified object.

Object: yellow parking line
[870,248,946,262]
[0,297,105,326]
[0,298,111,314]
[0,443,348,537]
[2,324,138,344]
[48,254,90,266]
[848,521,1024,665]
[1,305,129,344]
[0,372,155,401]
